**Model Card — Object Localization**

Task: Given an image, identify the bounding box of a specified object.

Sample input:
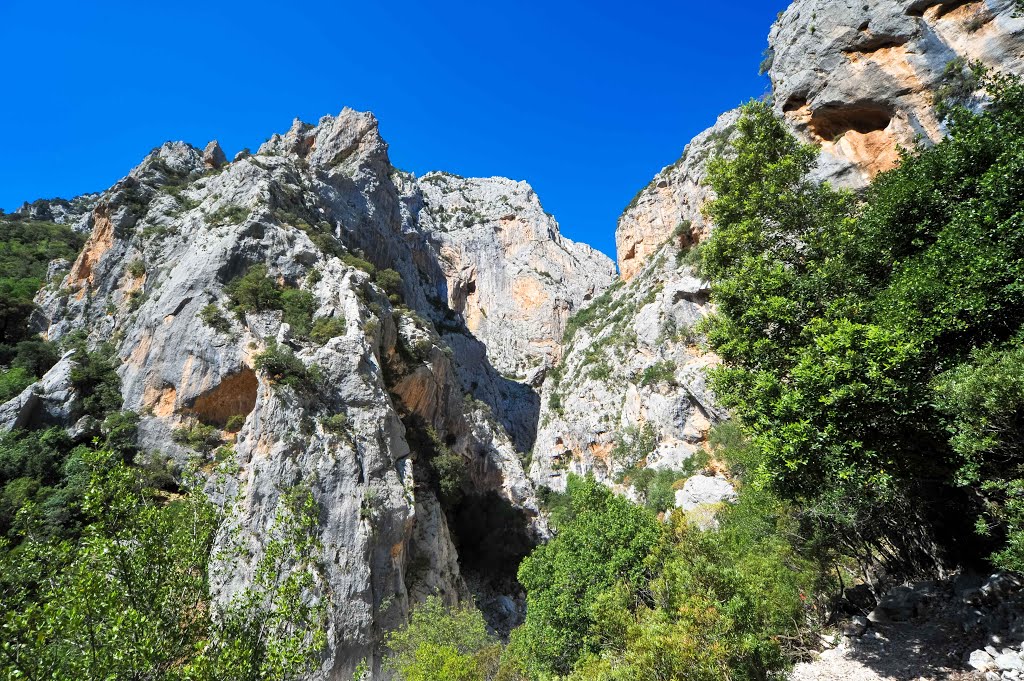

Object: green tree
[384,596,501,681]
[699,74,1024,566]
[226,264,283,312]
[508,476,661,676]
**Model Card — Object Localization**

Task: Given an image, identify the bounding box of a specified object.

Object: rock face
[15,194,99,228]
[418,172,615,378]
[616,0,1024,282]
[5,107,609,679]
[0,351,78,431]
[530,244,726,494]
[676,474,737,511]
[769,0,1024,186]
[535,0,1024,507]
[615,110,740,281]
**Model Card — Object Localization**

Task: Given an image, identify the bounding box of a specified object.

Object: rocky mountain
[532,0,1024,494]
[4,0,1024,678]
[1,109,611,678]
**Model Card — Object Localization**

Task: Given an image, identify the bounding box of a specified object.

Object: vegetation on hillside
[0,218,84,400]
[383,453,825,681]
[700,71,1024,572]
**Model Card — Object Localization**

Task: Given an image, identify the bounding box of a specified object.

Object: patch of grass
[640,360,677,387]
[206,203,249,226]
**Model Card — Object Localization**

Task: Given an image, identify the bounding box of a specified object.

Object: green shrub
[225,415,246,433]
[509,473,823,680]
[127,259,146,278]
[254,340,314,392]
[376,268,403,298]
[0,366,34,402]
[199,303,232,335]
[587,359,612,381]
[699,74,1024,565]
[225,264,282,313]
[8,339,60,377]
[281,289,316,337]
[639,360,676,386]
[340,252,376,276]
[0,447,327,678]
[321,413,348,434]
[0,218,84,347]
[207,203,249,225]
[172,422,222,453]
[310,317,346,344]
[619,466,689,512]
[384,596,500,681]
[510,476,661,676]
[69,343,123,419]
[610,423,658,471]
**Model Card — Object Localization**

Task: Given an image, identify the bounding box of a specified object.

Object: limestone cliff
[770,0,1024,184]
[3,109,609,678]
[540,0,1024,500]
[615,0,1024,281]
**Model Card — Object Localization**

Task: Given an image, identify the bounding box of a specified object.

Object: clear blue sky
[0,0,787,259]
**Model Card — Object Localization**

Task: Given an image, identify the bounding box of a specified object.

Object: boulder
[676,474,737,511]
[970,649,998,672]
[0,351,78,432]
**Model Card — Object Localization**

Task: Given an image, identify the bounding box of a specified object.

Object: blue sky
[0,1,787,259]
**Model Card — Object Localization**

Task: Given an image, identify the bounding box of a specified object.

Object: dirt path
[790,619,984,681]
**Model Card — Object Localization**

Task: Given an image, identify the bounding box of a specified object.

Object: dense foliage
[0,449,327,679]
[385,460,823,681]
[0,218,84,399]
[383,596,501,681]
[700,72,1024,569]
[0,343,127,543]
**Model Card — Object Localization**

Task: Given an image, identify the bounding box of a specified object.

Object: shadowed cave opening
[182,367,258,428]
[907,0,975,18]
[807,103,893,142]
[450,491,534,585]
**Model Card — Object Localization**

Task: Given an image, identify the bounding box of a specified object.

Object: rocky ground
[794,574,1024,681]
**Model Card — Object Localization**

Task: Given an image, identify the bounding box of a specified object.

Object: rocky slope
[537,0,1024,499]
[1,109,612,678]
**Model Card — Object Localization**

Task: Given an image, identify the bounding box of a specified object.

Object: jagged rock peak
[257,108,390,171]
[418,171,616,377]
[2,101,635,677]
[203,140,227,169]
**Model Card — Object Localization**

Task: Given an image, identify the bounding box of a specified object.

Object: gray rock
[840,615,869,637]
[843,583,877,614]
[869,585,921,622]
[996,653,1024,672]
[971,649,998,672]
[0,351,78,431]
[983,573,1024,602]
[676,474,737,511]
[769,0,1024,188]
[17,108,564,678]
